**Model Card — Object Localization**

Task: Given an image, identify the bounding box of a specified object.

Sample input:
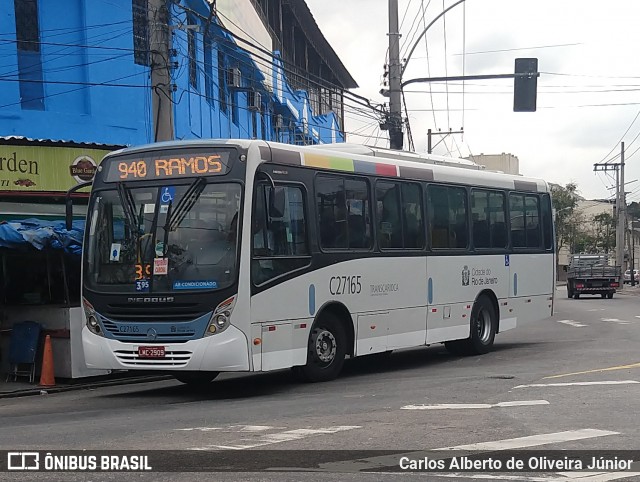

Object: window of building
[316,175,372,250]
[252,183,310,284]
[427,185,468,249]
[510,193,541,248]
[471,189,507,249]
[14,0,44,110]
[187,15,197,89]
[132,0,149,66]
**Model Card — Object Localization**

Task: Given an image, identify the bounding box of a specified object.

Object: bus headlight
[83,297,103,337]
[206,295,236,336]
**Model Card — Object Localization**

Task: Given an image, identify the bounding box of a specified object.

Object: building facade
[0,0,356,147]
[467,153,520,175]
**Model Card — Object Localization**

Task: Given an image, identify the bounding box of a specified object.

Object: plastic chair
[6,321,42,383]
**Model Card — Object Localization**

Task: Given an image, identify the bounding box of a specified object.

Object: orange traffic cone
[39,335,56,387]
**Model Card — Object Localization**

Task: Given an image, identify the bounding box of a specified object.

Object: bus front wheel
[173,371,219,386]
[297,313,347,382]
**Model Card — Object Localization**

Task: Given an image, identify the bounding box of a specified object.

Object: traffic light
[514,58,538,112]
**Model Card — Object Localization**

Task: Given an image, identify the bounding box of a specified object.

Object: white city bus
[76,139,555,385]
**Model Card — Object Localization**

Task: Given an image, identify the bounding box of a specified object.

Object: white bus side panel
[508,253,554,325]
[250,257,428,368]
[425,254,510,343]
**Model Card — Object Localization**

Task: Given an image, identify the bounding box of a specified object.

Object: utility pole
[594,142,625,284]
[388,0,403,150]
[619,141,626,279]
[149,0,174,142]
[427,128,464,154]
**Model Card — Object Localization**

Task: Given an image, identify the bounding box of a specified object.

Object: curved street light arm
[401,0,467,77]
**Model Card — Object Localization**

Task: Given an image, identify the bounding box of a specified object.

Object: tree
[592,212,616,253]
[549,182,580,253]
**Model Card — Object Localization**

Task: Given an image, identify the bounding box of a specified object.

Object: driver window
[251,183,310,285]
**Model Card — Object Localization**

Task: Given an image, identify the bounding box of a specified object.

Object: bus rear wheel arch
[296,311,347,382]
[445,295,497,356]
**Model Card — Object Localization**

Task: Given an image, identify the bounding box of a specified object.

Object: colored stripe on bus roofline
[304,153,354,171]
[304,154,399,177]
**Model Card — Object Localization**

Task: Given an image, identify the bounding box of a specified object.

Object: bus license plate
[138,346,165,358]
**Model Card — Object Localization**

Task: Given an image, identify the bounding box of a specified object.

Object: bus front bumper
[82,325,250,372]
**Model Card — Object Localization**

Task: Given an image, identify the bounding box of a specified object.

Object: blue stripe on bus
[353,159,377,174]
[513,273,518,296]
[309,284,316,315]
[428,278,433,304]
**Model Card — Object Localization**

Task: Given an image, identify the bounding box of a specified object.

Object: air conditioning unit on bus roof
[305,143,485,170]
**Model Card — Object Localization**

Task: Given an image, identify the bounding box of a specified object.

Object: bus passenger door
[355,311,389,356]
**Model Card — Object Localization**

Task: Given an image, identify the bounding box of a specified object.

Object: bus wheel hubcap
[315,330,336,363]
[476,308,491,344]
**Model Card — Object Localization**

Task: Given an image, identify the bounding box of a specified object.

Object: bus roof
[103,139,548,193]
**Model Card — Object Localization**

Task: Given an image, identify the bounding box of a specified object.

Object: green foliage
[550,182,579,252]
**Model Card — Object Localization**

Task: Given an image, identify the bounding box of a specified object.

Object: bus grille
[114,350,192,367]
[101,319,195,343]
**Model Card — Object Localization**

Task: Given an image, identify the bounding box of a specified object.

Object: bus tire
[298,313,347,382]
[607,292,614,299]
[447,296,496,356]
[467,296,497,354]
[573,293,580,299]
[173,371,219,386]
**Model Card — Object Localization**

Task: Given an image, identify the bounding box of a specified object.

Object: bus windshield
[84,181,241,293]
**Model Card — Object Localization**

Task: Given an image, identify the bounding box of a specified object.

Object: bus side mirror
[65,180,93,231]
[269,187,285,218]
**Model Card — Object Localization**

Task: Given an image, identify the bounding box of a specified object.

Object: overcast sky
[304,0,640,202]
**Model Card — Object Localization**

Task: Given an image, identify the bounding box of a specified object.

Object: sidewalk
[0,372,172,399]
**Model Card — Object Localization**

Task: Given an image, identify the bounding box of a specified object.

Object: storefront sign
[0,144,115,192]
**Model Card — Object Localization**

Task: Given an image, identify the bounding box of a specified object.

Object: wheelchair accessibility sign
[160,186,175,204]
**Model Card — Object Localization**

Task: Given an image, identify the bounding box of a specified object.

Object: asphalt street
[2,286,640,481]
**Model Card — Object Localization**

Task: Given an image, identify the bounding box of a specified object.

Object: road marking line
[313,429,620,474]
[513,381,640,389]
[557,319,587,327]
[434,429,618,451]
[189,425,361,451]
[177,425,278,432]
[601,318,632,324]
[543,363,640,379]
[401,400,549,410]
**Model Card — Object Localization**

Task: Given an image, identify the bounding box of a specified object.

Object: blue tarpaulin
[0,218,84,256]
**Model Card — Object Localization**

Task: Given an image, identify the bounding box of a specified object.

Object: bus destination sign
[104,151,231,182]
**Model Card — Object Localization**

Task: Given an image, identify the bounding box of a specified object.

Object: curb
[0,375,173,399]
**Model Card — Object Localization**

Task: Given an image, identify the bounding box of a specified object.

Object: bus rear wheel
[445,296,497,356]
[297,313,347,382]
[173,371,219,386]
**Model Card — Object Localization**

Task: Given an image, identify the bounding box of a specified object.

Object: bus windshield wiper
[116,182,139,234]
[168,177,207,232]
